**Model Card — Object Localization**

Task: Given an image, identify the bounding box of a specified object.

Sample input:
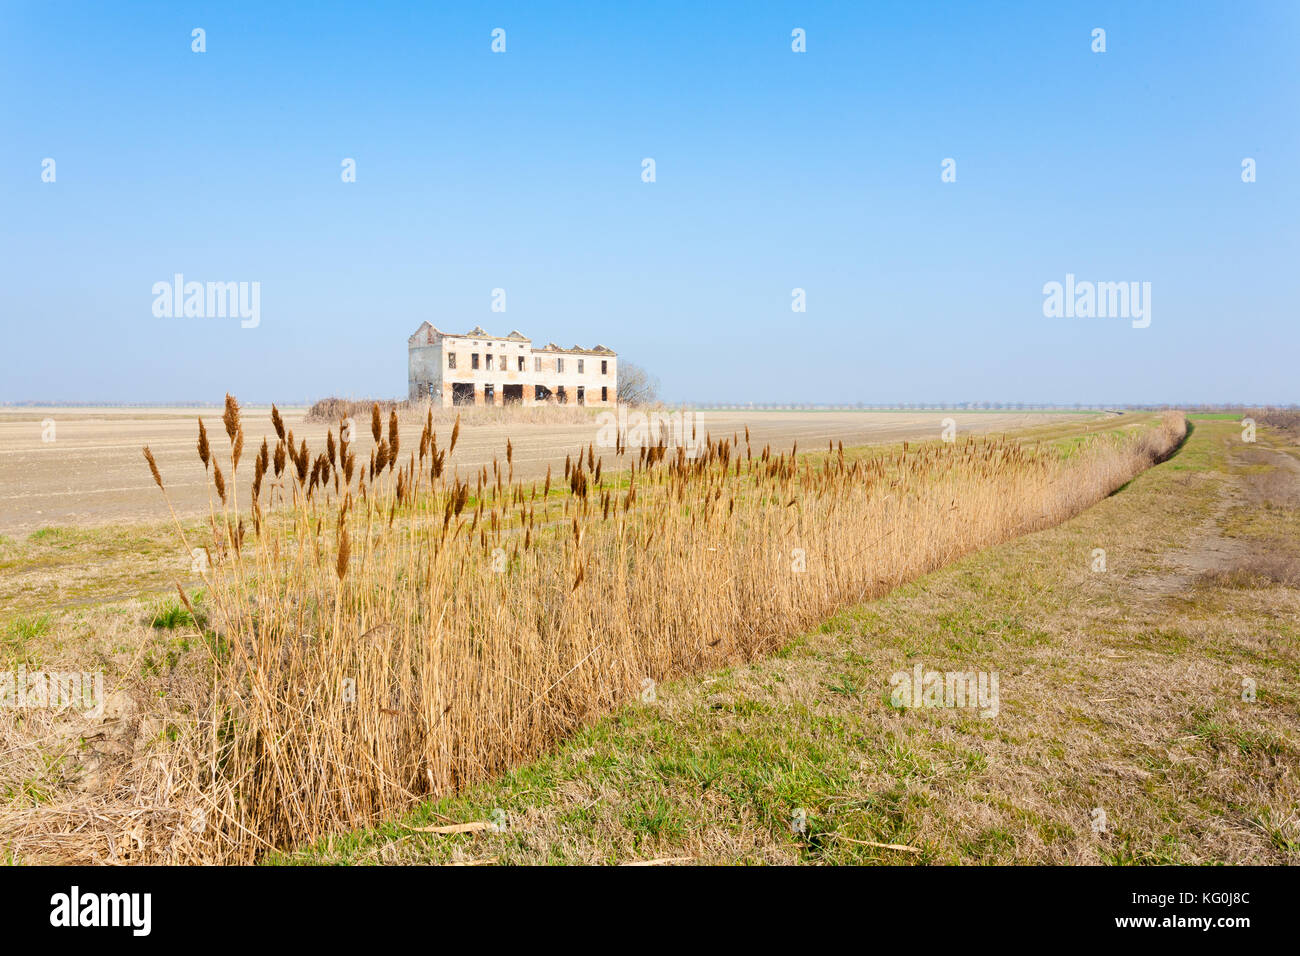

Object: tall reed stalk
[144,405,1186,861]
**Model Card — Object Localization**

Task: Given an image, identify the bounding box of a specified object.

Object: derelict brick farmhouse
[408,323,617,408]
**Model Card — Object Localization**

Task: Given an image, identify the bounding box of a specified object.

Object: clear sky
[2,1,1296,405]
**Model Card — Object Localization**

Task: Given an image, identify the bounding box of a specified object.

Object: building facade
[408,323,617,407]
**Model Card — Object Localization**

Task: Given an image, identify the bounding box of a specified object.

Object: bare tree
[617,361,659,406]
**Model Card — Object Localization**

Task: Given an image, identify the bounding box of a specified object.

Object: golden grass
[100,400,1181,863]
[0,402,1184,863]
[292,419,1293,867]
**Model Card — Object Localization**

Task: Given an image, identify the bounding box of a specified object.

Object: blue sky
[2,1,1296,404]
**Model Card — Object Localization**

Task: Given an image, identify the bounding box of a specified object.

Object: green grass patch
[5,613,52,645]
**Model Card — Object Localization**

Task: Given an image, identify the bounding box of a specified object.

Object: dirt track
[0,407,1084,535]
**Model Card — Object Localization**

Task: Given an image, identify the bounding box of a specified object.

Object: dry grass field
[0,406,1086,536]
[280,417,1300,866]
[1,404,1198,864]
[0,407,1087,620]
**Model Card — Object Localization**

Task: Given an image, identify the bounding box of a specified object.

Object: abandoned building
[408,324,618,407]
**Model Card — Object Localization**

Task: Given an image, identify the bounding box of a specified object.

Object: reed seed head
[213,461,227,504]
[197,419,211,470]
[222,393,240,443]
[336,527,350,580]
[142,446,163,490]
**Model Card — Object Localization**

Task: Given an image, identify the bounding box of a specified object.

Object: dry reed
[121,407,1186,862]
